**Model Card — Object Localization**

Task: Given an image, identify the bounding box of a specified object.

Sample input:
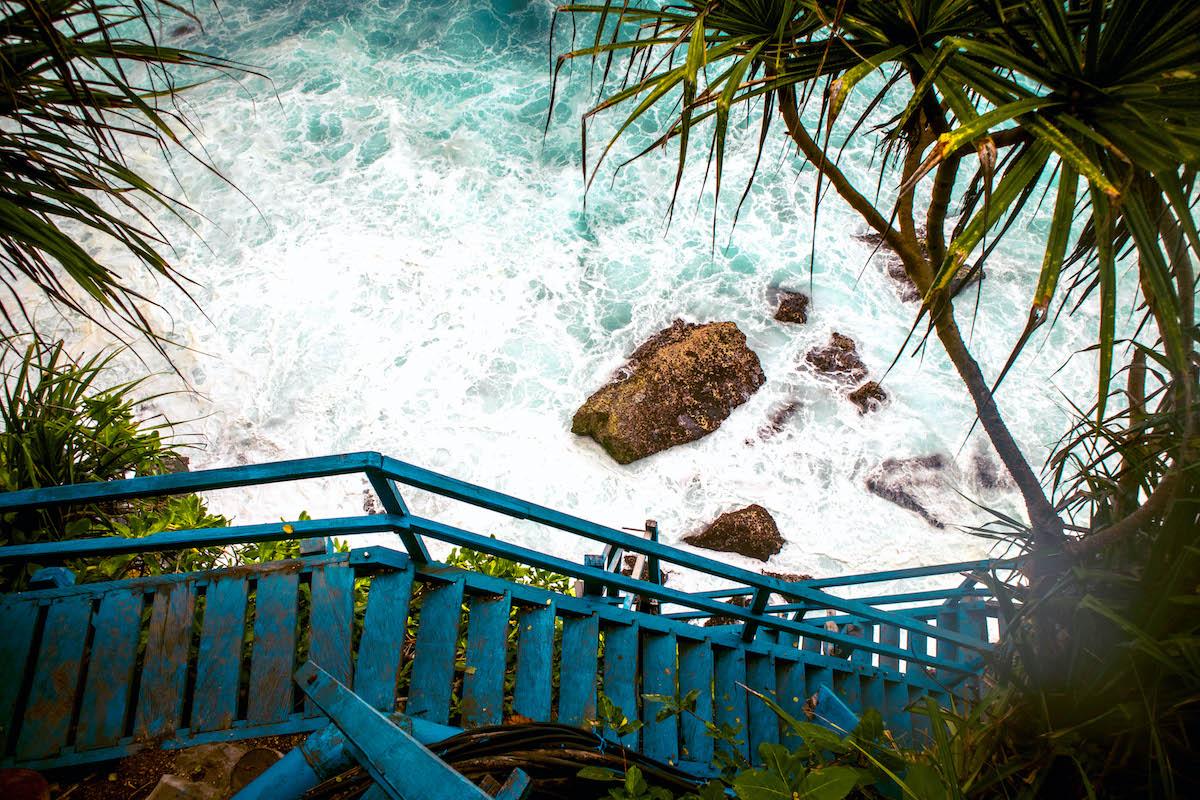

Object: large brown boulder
[572,320,766,463]
[804,332,868,383]
[683,504,784,562]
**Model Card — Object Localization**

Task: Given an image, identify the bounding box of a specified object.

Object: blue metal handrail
[0,451,1014,672]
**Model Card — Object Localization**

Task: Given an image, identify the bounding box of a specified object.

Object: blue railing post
[741,588,769,642]
[366,469,429,564]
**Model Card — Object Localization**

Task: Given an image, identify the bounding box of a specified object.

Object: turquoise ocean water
[36,0,1124,593]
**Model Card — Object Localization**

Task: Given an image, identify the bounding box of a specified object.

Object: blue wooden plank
[407,580,464,725]
[16,596,91,760]
[0,596,39,755]
[354,568,415,710]
[601,621,639,747]
[713,645,748,763]
[134,582,195,740]
[833,669,862,714]
[884,680,911,741]
[247,572,299,725]
[908,684,931,744]
[863,675,886,721]
[77,589,144,748]
[307,564,355,716]
[850,622,873,666]
[640,631,678,765]
[462,593,511,727]
[296,661,490,800]
[513,603,554,721]
[557,613,600,728]
[744,653,778,762]
[801,631,822,653]
[678,639,714,766]
[935,610,960,684]
[805,665,834,700]
[775,659,806,750]
[191,577,249,733]
[877,625,901,671]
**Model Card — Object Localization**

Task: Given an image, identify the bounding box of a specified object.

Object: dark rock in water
[762,569,814,583]
[857,230,983,301]
[620,554,670,585]
[864,455,952,528]
[704,593,750,627]
[683,504,784,562]
[774,291,809,324]
[804,332,868,383]
[572,319,766,463]
[170,22,199,37]
[752,400,801,443]
[849,381,888,414]
[971,449,1015,490]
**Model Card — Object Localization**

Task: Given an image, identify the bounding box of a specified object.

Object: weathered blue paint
[677,639,714,766]
[0,597,39,755]
[0,452,1009,775]
[640,630,678,764]
[295,661,490,800]
[810,685,860,734]
[354,567,415,710]
[307,564,356,716]
[135,583,194,741]
[76,589,143,748]
[461,593,511,726]
[601,621,639,748]
[744,652,779,760]
[557,613,600,728]
[775,659,805,751]
[17,595,90,760]
[192,577,249,733]
[407,579,464,725]
[713,645,749,762]
[884,680,911,740]
[247,572,300,724]
[512,603,554,722]
[28,566,75,589]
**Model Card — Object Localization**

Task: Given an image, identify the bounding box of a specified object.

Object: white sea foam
[26,0,1136,595]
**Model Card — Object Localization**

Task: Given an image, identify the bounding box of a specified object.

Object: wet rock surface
[864,454,953,529]
[572,319,766,463]
[683,504,784,562]
[752,400,801,443]
[804,332,868,383]
[773,291,810,324]
[849,381,888,414]
[858,231,983,302]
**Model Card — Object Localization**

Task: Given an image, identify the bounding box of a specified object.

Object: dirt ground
[42,733,307,800]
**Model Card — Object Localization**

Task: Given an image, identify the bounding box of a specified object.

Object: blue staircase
[0,452,1015,779]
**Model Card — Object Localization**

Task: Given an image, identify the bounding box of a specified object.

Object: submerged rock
[804,332,868,383]
[752,400,801,443]
[857,230,984,302]
[971,448,1015,491]
[683,504,784,562]
[864,454,953,528]
[849,381,888,414]
[773,291,810,324]
[572,320,765,463]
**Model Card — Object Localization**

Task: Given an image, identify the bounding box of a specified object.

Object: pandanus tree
[551,0,1198,577]
[0,0,243,350]
[553,2,1200,790]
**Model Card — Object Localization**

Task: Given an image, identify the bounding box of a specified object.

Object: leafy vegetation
[552,0,1198,795]
[0,0,249,350]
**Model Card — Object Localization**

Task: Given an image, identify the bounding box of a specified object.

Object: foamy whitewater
[29,0,1125,596]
